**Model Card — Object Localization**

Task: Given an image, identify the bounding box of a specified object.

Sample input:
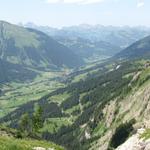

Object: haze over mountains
[23,22,150,61]
[24,22,150,48]
[55,37,121,61]
[2,20,147,83]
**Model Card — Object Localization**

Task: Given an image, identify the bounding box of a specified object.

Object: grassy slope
[0,125,64,150]
[0,136,64,150]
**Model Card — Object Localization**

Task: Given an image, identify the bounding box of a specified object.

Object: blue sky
[0,0,149,27]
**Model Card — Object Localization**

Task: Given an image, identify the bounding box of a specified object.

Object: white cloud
[137,0,144,8]
[63,0,85,4]
[46,0,61,3]
[80,0,104,5]
[46,0,104,5]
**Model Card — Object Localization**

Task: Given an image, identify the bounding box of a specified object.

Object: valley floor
[0,70,68,118]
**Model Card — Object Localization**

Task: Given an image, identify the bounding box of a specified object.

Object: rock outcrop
[116,129,150,150]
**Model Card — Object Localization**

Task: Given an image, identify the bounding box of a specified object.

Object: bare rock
[32,147,46,150]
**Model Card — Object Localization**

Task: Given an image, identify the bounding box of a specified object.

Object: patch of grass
[140,129,150,140]
[50,92,70,105]
[65,105,80,115]
[0,136,64,150]
[72,73,87,83]
[93,122,106,137]
[138,68,150,87]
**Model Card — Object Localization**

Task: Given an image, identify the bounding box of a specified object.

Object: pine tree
[18,113,31,137]
[32,105,43,133]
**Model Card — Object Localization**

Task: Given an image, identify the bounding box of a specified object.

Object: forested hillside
[115,35,150,59]
[0,21,84,83]
[0,21,83,69]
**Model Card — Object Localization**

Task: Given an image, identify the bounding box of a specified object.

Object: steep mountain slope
[115,35,150,59]
[55,37,121,61]
[0,21,83,70]
[91,70,150,150]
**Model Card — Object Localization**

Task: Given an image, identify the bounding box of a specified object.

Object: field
[0,70,67,118]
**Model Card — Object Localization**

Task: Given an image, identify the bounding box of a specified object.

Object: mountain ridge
[54,36,121,61]
[0,21,84,83]
[0,21,83,69]
[115,35,150,59]
[23,22,150,48]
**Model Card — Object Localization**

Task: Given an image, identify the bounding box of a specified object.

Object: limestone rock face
[33,147,54,150]
[116,129,150,150]
[145,143,150,150]
[33,147,46,150]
